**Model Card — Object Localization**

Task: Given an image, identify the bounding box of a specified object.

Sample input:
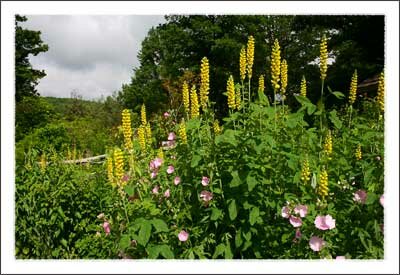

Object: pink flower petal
[152,186,159,194]
[163,112,170,118]
[178,230,189,242]
[294,204,308,218]
[167,165,175,174]
[336,256,346,260]
[315,215,336,230]
[289,216,302,227]
[201,176,210,186]
[353,189,367,204]
[168,132,176,141]
[164,189,170,198]
[380,195,384,207]
[174,176,181,185]
[281,206,290,218]
[295,229,302,239]
[309,236,325,252]
[200,190,213,202]
[102,222,110,236]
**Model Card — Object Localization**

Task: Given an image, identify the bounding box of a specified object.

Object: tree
[15,15,49,102]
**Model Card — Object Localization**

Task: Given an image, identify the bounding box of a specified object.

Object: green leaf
[191,154,202,168]
[258,90,269,106]
[137,220,152,246]
[60,238,68,249]
[224,243,233,259]
[294,95,312,105]
[213,244,225,259]
[329,110,342,129]
[235,229,243,248]
[151,218,169,233]
[365,192,378,205]
[229,171,241,187]
[228,199,237,221]
[211,208,222,221]
[247,175,257,191]
[243,231,252,241]
[159,245,174,259]
[124,185,134,196]
[146,244,160,259]
[249,207,260,226]
[328,86,345,99]
[119,234,131,249]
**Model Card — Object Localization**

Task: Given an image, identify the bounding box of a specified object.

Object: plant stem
[121,192,129,224]
[348,105,353,129]
[248,78,251,110]
[319,79,325,147]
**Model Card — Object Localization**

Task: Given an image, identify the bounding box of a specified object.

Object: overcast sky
[22,15,165,99]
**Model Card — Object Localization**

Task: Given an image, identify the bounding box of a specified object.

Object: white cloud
[21,15,165,99]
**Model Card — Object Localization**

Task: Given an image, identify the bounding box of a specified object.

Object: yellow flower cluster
[320,35,328,80]
[122,109,133,150]
[190,85,200,119]
[323,130,333,159]
[246,36,255,79]
[258,75,265,93]
[349,70,358,105]
[240,47,247,82]
[301,158,311,183]
[145,123,152,145]
[318,169,329,198]
[280,59,288,94]
[138,125,146,152]
[227,75,236,110]
[213,120,221,135]
[377,71,385,112]
[141,104,147,126]
[355,144,362,161]
[300,76,307,97]
[271,39,281,90]
[182,81,190,114]
[107,156,115,187]
[235,86,241,110]
[113,148,124,184]
[157,147,164,160]
[179,121,187,144]
[200,57,210,109]
[40,153,46,173]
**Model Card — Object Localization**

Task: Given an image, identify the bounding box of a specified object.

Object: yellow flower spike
[280,59,288,94]
[213,120,221,135]
[246,36,255,80]
[200,57,210,110]
[377,71,385,112]
[157,147,164,160]
[40,153,46,173]
[190,85,200,119]
[145,122,152,146]
[271,39,281,90]
[121,109,133,150]
[323,130,333,159]
[300,157,311,183]
[258,75,265,93]
[141,104,147,126]
[182,81,190,114]
[355,144,362,161]
[300,76,307,97]
[239,47,247,82]
[235,86,241,110]
[178,121,188,145]
[349,70,358,105]
[137,125,146,152]
[320,35,328,80]
[318,168,329,198]
[227,75,236,110]
[113,148,124,185]
[107,156,115,187]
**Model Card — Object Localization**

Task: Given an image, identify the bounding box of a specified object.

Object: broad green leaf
[235,229,243,248]
[249,207,260,226]
[146,244,160,259]
[329,110,342,129]
[151,218,169,233]
[213,243,225,259]
[228,199,237,221]
[191,154,201,168]
[60,238,68,248]
[294,95,312,105]
[210,208,222,221]
[247,175,257,191]
[137,220,152,246]
[159,245,174,259]
[119,234,131,249]
[224,243,233,259]
[243,231,252,241]
[124,185,134,196]
[229,171,241,187]
[328,86,345,99]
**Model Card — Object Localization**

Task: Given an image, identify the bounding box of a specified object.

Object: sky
[21,15,166,99]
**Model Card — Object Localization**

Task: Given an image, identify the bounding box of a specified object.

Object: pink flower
[281,206,290,218]
[167,165,175,174]
[152,186,159,194]
[102,222,110,236]
[380,194,384,207]
[336,256,346,260]
[153,158,163,169]
[201,176,210,186]
[122,174,130,182]
[164,189,170,198]
[162,140,175,148]
[178,230,189,242]
[314,215,336,230]
[294,204,308,217]
[163,112,170,118]
[353,189,367,204]
[168,132,176,141]
[376,156,381,161]
[289,216,302,227]
[200,190,213,202]
[295,229,302,239]
[309,236,325,252]
[150,171,157,179]
[174,176,181,185]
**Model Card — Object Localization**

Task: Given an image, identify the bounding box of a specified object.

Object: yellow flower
[300,76,307,97]
[318,168,329,198]
[145,122,152,146]
[355,144,362,161]
[258,74,265,93]
[349,70,358,105]
[323,130,333,159]
[40,153,46,172]
[235,85,241,110]
[320,35,328,80]
[300,157,311,183]
[213,120,221,135]
[157,147,164,160]
[113,148,124,184]
[190,85,200,119]
[377,71,385,112]
[182,81,190,114]
[141,104,147,126]
[178,121,187,144]
[227,75,236,110]
[246,36,255,79]
[200,57,210,109]
[122,109,133,150]
[138,125,146,152]
[271,39,281,90]
[240,46,247,82]
[107,156,115,187]
[280,59,288,94]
